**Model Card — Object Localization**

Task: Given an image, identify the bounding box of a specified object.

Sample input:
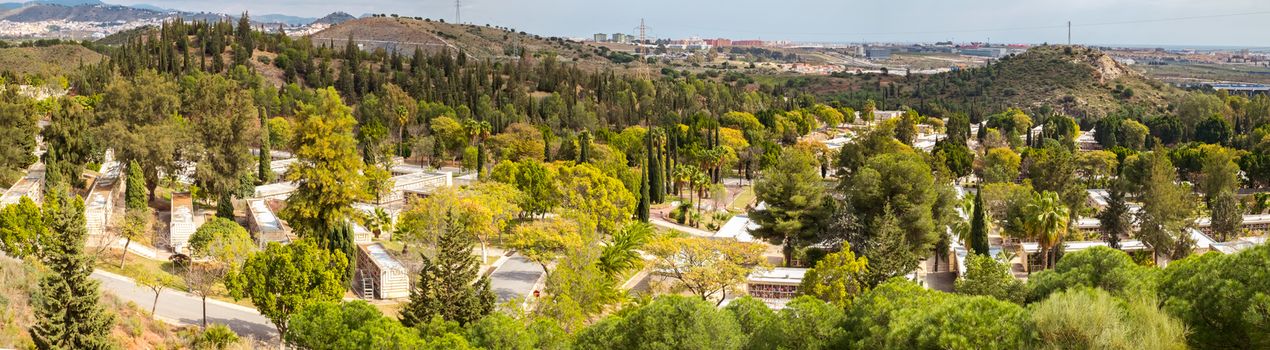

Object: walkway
[91,270,277,341]
[488,255,544,303]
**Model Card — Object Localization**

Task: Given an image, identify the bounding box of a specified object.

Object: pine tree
[30,194,116,349]
[125,160,147,210]
[637,160,651,222]
[969,188,990,255]
[258,107,273,185]
[1097,186,1130,249]
[399,209,495,327]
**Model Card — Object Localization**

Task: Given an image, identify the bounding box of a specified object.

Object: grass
[728,186,756,212]
[95,249,260,310]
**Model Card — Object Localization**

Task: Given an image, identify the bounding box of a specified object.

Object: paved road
[92,270,277,341]
[489,255,544,303]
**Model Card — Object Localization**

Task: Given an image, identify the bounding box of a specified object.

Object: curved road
[91,270,277,341]
[489,255,545,303]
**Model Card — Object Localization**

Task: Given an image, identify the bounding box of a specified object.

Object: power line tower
[455,0,461,24]
[637,18,649,54]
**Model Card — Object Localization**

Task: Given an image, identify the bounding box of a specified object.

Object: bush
[1026,246,1156,302]
[1157,245,1270,348]
[1030,288,1186,350]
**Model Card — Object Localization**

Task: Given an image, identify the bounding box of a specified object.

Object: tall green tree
[861,206,920,286]
[1132,149,1196,263]
[400,210,496,327]
[227,239,348,337]
[1023,191,1070,271]
[968,189,990,256]
[647,130,665,204]
[843,151,942,256]
[29,194,116,349]
[1157,244,1269,349]
[955,254,1024,304]
[125,160,147,210]
[636,160,651,222]
[1096,185,1131,249]
[1208,190,1243,242]
[281,88,365,252]
[183,73,260,210]
[750,148,830,266]
[257,107,274,184]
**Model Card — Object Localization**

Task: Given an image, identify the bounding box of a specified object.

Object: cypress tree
[399,209,495,327]
[637,160,651,222]
[578,131,591,163]
[125,160,147,210]
[258,107,273,185]
[30,194,116,349]
[969,188,990,256]
[647,130,664,204]
[216,195,234,219]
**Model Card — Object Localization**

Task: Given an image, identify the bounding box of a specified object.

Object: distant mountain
[1,3,168,22]
[0,0,100,11]
[125,3,171,12]
[254,13,316,26]
[311,11,354,25]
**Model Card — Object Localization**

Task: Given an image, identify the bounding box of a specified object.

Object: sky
[110,0,1270,47]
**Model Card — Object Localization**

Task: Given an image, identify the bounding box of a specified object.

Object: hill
[309,16,615,67]
[311,11,354,25]
[0,3,167,22]
[0,44,104,76]
[802,45,1181,119]
[914,45,1179,118]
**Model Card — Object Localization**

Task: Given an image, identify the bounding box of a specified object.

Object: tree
[257,108,274,184]
[131,265,178,316]
[431,116,467,159]
[465,313,538,350]
[507,219,581,274]
[0,99,37,187]
[1132,149,1196,263]
[117,208,148,268]
[744,296,846,350]
[287,300,430,350]
[840,279,1030,349]
[0,196,49,259]
[554,163,636,234]
[186,217,255,328]
[646,236,769,305]
[513,159,558,217]
[798,247,868,308]
[1195,114,1233,144]
[184,73,260,214]
[968,189,990,255]
[30,194,116,350]
[1198,145,1240,201]
[980,147,1020,184]
[1031,288,1187,350]
[281,88,365,252]
[125,160,147,210]
[1096,185,1131,249]
[597,222,652,279]
[843,152,942,257]
[636,160,651,222]
[750,148,829,266]
[933,140,973,178]
[399,210,496,327]
[1209,190,1242,242]
[1120,119,1149,150]
[1023,191,1070,271]
[99,71,188,202]
[954,254,1024,304]
[573,295,745,350]
[1157,244,1270,348]
[227,239,348,337]
[861,207,920,286]
[1025,246,1156,302]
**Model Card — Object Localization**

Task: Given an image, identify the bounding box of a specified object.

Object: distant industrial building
[865,47,891,60]
[731,40,764,47]
[960,47,1009,58]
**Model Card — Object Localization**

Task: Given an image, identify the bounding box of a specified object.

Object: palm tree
[1024,191,1070,271]
[598,222,653,280]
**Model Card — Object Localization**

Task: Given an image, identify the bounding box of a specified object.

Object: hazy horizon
[106,0,1270,47]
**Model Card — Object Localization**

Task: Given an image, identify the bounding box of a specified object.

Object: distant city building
[732,40,765,47]
[612,33,630,43]
[866,47,891,60]
[593,33,606,42]
[704,38,732,47]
